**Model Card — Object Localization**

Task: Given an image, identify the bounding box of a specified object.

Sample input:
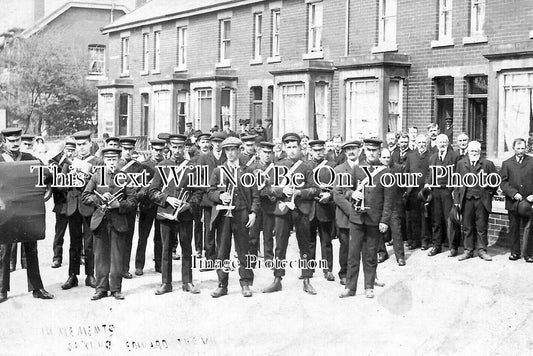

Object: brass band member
[82,148,138,300]
[62,130,100,290]
[208,137,259,298]
[336,139,392,299]
[149,134,201,295]
[0,128,54,303]
[262,133,321,295]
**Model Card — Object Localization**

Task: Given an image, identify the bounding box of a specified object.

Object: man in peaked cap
[82,148,139,300]
[117,137,144,279]
[20,133,35,153]
[0,128,54,303]
[207,136,259,298]
[105,136,120,149]
[61,130,100,291]
[262,133,321,295]
[134,139,165,275]
[239,134,258,167]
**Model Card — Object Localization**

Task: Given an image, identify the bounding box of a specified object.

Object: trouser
[406,191,431,247]
[216,210,253,288]
[345,223,379,292]
[309,219,333,273]
[203,207,222,262]
[249,209,275,261]
[135,207,162,271]
[273,209,312,278]
[378,209,405,260]
[94,221,125,293]
[192,205,203,254]
[508,211,533,257]
[462,198,489,253]
[123,212,136,273]
[68,211,94,276]
[52,212,69,263]
[431,188,453,248]
[10,243,26,268]
[0,241,44,293]
[338,228,350,279]
[159,219,194,285]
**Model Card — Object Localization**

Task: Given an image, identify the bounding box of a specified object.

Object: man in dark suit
[404,134,432,250]
[390,131,410,247]
[62,130,100,290]
[273,138,287,163]
[82,148,138,300]
[456,133,469,160]
[336,138,392,299]
[0,127,54,303]
[248,142,276,262]
[149,134,202,295]
[183,122,194,138]
[325,135,346,166]
[50,139,76,268]
[262,133,321,295]
[208,137,259,297]
[425,134,459,256]
[333,140,361,285]
[307,140,336,281]
[222,121,236,138]
[500,138,533,261]
[454,141,497,261]
[427,123,439,155]
[239,134,258,167]
[134,139,165,275]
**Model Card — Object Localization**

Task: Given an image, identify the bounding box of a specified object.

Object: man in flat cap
[307,139,337,281]
[0,127,54,303]
[82,148,138,300]
[61,130,100,290]
[208,137,259,297]
[149,134,202,295]
[249,141,276,263]
[336,138,392,299]
[195,132,227,266]
[263,133,321,295]
[239,134,258,167]
[134,139,165,275]
[117,137,144,279]
[333,140,362,285]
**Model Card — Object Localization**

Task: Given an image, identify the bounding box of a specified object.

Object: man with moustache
[425,134,459,257]
[150,134,201,295]
[408,127,418,151]
[427,123,439,155]
[82,148,138,300]
[500,138,533,262]
[336,139,392,299]
[386,132,398,153]
[325,135,346,166]
[454,141,497,261]
[333,140,362,285]
[134,139,165,275]
[390,131,411,248]
[208,137,259,298]
[239,134,258,167]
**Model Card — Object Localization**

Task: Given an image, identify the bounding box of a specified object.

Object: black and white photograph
[1,0,533,354]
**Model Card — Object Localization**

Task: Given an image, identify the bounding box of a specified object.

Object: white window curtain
[280,84,305,134]
[346,80,379,139]
[315,83,328,139]
[153,90,171,134]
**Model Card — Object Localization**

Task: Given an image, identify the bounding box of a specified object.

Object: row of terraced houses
[97,0,533,164]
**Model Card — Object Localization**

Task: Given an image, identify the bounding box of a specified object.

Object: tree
[0,34,97,135]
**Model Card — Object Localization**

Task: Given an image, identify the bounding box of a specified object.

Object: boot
[262,277,282,293]
[155,283,172,295]
[241,285,252,297]
[303,278,316,295]
[85,275,96,288]
[61,274,78,290]
[211,287,228,298]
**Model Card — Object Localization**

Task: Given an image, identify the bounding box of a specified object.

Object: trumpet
[216,180,236,218]
[352,179,368,212]
[157,188,191,221]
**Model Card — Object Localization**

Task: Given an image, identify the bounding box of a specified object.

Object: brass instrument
[352,179,368,212]
[279,181,296,211]
[216,179,236,218]
[157,188,191,221]
[94,188,125,213]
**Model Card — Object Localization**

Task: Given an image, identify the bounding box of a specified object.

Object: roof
[102,0,263,34]
[20,1,131,38]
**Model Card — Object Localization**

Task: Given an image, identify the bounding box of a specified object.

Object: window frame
[176,26,187,70]
[88,44,105,76]
[153,30,161,72]
[269,9,281,62]
[218,18,232,66]
[142,33,150,73]
[438,0,452,41]
[121,37,130,75]
[307,1,323,54]
[252,12,263,61]
[372,0,398,53]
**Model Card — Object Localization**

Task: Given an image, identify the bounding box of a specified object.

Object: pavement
[2,201,533,355]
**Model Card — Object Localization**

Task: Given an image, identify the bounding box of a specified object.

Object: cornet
[278,181,296,211]
[94,188,125,213]
[157,188,191,221]
[216,180,236,218]
[352,179,368,212]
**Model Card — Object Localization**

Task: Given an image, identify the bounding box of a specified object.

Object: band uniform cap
[157,133,171,142]
[341,140,362,150]
[241,134,257,142]
[72,130,92,140]
[64,139,76,149]
[210,132,227,142]
[101,148,122,157]
[197,133,211,141]
[150,139,166,148]
[105,136,120,143]
[516,200,533,218]
[186,121,193,126]
[221,137,242,149]
[363,138,383,148]
[309,140,326,149]
[259,142,275,151]
[282,133,301,144]
[169,134,187,144]
[21,134,35,142]
[1,127,23,137]
[119,137,137,148]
